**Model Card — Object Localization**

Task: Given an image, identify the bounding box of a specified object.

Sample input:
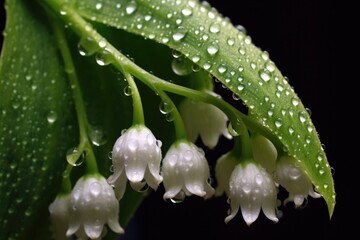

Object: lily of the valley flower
[214,152,237,196]
[66,175,123,239]
[179,91,232,149]
[49,194,70,240]
[226,162,278,226]
[251,134,277,174]
[162,140,215,200]
[276,155,321,207]
[108,125,163,199]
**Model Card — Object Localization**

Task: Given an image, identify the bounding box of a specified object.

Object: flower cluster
[49,175,123,240]
[50,89,322,238]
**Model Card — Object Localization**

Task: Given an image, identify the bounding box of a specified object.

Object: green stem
[51,16,98,175]
[157,89,187,140]
[122,70,145,125]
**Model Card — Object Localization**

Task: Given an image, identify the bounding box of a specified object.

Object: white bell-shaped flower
[66,175,124,239]
[214,152,237,196]
[179,91,232,149]
[108,125,163,199]
[226,162,278,225]
[276,155,321,207]
[49,194,70,240]
[162,140,215,201]
[251,134,278,173]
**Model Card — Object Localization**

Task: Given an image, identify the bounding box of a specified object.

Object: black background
[0,1,349,240]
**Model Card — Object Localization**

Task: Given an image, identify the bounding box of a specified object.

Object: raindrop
[95,3,103,10]
[306,108,312,116]
[166,113,175,122]
[292,98,299,107]
[319,168,325,175]
[203,62,211,70]
[317,154,323,162]
[244,36,252,44]
[275,119,282,128]
[237,84,245,91]
[250,62,257,70]
[299,112,306,123]
[47,111,57,124]
[126,1,137,15]
[227,37,235,46]
[172,50,182,58]
[236,25,247,34]
[288,127,294,135]
[108,151,112,160]
[261,51,269,61]
[238,47,246,55]
[217,65,227,74]
[192,64,201,72]
[159,101,173,114]
[90,182,102,196]
[267,110,273,117]
[331,167,335,175]
[89,128,107,146]
[124,85,133,96]
[181,7,192,16]
[259,70,271,82]
[209,22,221,33]
[172,27,187,42]
[307,125,314,133]
[206,43,219,56]
[171,57,192,76]
[265,61,276,72]
[232,93,240,100]
[95,49,112,66]
[66,147,86,166]
[323,183,328,189]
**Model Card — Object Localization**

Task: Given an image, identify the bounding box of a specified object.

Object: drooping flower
[179,91,232,149]
[108,125,163,199]
[276,155,321,207]
[66,175,124,239]
[49,194,70,240]
[226,162,278,225]
[251,134,277,173]
[214,152,237,196]
[161,140,215,200]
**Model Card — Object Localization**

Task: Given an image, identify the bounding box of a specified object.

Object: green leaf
[0,0,76,239]
[67,0,335,215]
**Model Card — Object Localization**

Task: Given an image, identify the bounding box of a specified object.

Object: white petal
[84,222,103,239]
[241,202,261,226]
[66,223,79,237]
[112,172,127,200]
[108,219,124,234]
[225,198,240,224]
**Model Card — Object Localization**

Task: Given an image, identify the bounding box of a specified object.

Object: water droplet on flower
[184,150,193,161]
[47,111,57,124]
[90,182,102,196]
[128,139,138,152]
[265,61,276,72]
[275,119,282,128]
[261,51,269,61]
[108,151,112,159]
[227,37,235,46]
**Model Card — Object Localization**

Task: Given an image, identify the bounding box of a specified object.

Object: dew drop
[232,93,240,100]
[172,50,182,58]
[66,148,85,166]
[259,70,271,82]
[207,44,219,56]
[299,112,306,123]
[250,62,257,70]
[47,111,57,124]
[307,125,314,133]
[95,49,112,66]
[171,57,192,76]
[288,127,294,135]
[267,110,273,117]
[275,119,282,128]
[244,36,252,44]
[323,183,329,189]
[217,65,227,74]
[159,101,173,114]
[209,22,221,33]
[191,55,200,63]
[181,7,192,16]
[227,37,235,46]
[203,62,211,70]
[126,1,137,15]
[265,61,276,72]
[319,168,325,175]
[292,98,299,107]
[237,84,245,91]
[89,128,107,146]
[124,85,133,96]
[238,47,246,55]
[172,27,187,42]
[90,182,102,196]
[261,51,269,61]
[95,3,103,10]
